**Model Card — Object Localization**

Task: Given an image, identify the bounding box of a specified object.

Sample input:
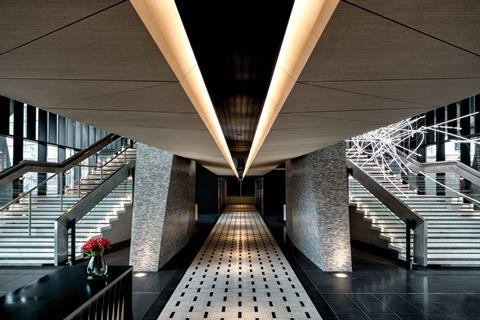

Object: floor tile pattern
[158,205,321,320]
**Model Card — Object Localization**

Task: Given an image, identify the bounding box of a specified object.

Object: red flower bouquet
[82,237,111,258]
[83,237,111,278]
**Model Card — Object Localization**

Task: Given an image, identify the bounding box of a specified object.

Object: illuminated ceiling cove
[0,1,479,176]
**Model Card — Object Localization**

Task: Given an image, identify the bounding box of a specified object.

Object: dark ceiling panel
[175,0,294,174]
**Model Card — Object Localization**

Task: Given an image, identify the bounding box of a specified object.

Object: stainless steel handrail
[54,160,135,266]
[0,168,61,211]
[71,144,132,197]
[347,158,428,267]
[0,134,120,186]
[0,137,132,236]
[0,138,127,211]
[395,150,480,205]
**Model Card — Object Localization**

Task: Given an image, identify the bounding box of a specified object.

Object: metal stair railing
[0,137,133,237]
[398,149,480,188]
[54,159,135,266]
[0,133,121,187]
[347,158,428,267]
[395,149,480,207]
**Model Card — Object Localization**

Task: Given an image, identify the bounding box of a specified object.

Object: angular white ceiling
[0,0,479,176]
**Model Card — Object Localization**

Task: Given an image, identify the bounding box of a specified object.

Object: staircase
[348,150,480,266]
[0,148,136,265]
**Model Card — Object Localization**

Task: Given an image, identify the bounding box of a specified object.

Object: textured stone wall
[129,143,196,271]
[286,142,352,272]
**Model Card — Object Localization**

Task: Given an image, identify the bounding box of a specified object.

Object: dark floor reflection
[267,218,480,320]
[0,214,220,320]
[2,214,480,320]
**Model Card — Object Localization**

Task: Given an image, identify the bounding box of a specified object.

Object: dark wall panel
[195,164,219,215]
[447,103,458,137]
[475,95,480,135]
[460,99,471,165]
[48,113,57,144]
[241,177,255,196]
[263,169,285,221]
[26,105,36,140]
[225,177,255,196]
[226,177,240,196]
[425,111,435,144]
[37,109,47,142]
[12,101,23,165]
[435,107,446,161]
[37,142,47,195]
[0,97,9,135]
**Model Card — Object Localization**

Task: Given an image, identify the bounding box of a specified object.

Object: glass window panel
[445,141,460,161]
[81,158,89,179]
[471,141,476,165]
[23,140,38,161]
[89,126,95,145]
[0,135,13,171]
[8,103,14,135]
[66,118,74,147]
[35,108,39,140]
[82,124,88,148]
[426,144,436,163]
[23,104,27,138]
[47,144,58,163]
[75,121,82,149]
[22,172,38,194]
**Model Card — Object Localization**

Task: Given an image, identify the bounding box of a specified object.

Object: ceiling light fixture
[130,0,238,177]
[242,0,339,177]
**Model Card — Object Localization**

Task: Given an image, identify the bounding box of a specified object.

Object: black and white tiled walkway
[158,205,321,320]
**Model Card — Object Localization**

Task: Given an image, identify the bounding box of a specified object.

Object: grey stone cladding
[129,143,196,271]
[286,142,352,272]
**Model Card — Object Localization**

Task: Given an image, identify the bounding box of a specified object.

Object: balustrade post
[406,220,412,270]
[28,193,32,236]
[60,173,64,212]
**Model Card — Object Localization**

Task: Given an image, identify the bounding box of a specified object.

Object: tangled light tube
[348,112,480,203]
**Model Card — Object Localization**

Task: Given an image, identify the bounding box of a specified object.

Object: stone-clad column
[129,143,196,271]
[286,142,352,272]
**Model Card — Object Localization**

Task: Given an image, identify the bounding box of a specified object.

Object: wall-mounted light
[134,272,147,278]
[130,0,238,177]
[242,0,339,177]
[334,272,349,278]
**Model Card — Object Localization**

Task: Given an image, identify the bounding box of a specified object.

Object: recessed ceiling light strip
[130,0,238,177]
[242,0,339,177]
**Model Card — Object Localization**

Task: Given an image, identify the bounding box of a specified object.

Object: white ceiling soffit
[0,0,229,174]
[0,1,479,176]
[129,0,238,177]
[243,0,340,177]
[249,0,480,176]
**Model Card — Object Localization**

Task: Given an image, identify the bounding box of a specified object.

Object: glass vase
[87,254,108,279]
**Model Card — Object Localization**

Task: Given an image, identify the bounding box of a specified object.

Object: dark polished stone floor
[0,214,220,320]
[266,219,480,320]
[2,214,480,320]
[133,214,219,320]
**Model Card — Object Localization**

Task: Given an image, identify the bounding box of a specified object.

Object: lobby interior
[1,1,480,319]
